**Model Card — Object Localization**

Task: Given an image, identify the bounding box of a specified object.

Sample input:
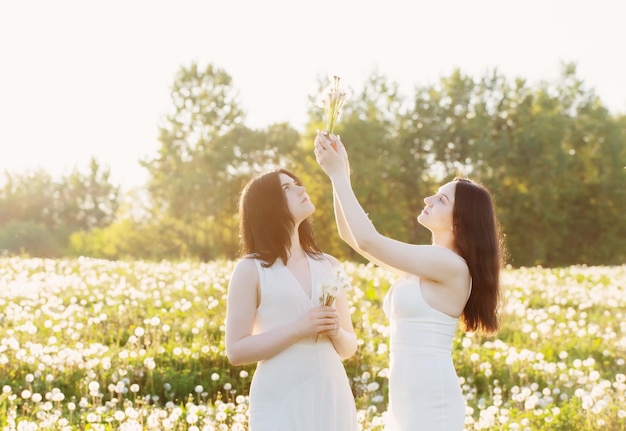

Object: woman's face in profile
[417,181,456,232]
[279,173,314,223]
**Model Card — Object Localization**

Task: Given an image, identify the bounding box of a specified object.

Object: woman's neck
[288,229,306,261]
[431,231,456,252]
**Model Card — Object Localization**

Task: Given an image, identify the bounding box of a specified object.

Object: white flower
[316,75,350,134]
[319,268,351,306]
[316,267,351,341]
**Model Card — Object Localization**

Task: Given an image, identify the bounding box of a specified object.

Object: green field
[0,257,624,430]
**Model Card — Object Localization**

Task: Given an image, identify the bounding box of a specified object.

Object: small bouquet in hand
[316,75,350,138]
[316,267,351,341]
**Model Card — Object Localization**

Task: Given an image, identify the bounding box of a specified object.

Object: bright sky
[1,0,624,190]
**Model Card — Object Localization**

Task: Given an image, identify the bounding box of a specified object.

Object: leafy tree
[468,63,626,266]
[58,157,120,232]
[142,62,305,260]
[0,159,119,257]
[0,169,58,229]
[0,221,62,257]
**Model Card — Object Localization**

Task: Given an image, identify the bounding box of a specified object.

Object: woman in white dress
[225,168,359,431]
[314,132,505,431]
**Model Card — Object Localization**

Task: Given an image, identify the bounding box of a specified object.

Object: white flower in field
[211,373,220,381]
[16,421,38,431]
[367,382,380,392]
[144,357,156,370]
[147,413,161,428]
[121,422,143,431]
[21,389,31,399]
[372,394,384,403]
[114,410,125,421]
[581,394,594,410]
[215,411,227,421]
[134,327,145,337]
[50,390,63,402]
[195,385,204,393]
[239,370,248,378]
[2,385,10,394]
[130,384,140,393]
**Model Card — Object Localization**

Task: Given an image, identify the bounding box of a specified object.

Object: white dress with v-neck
[383,276,467,430]
[248,255,358,431]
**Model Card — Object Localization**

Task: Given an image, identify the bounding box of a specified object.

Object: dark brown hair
[238,168,322,267]
[453,178,505,335]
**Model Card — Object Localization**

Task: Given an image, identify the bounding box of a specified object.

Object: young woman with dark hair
[314,133,505,431]
[225,168,359,431]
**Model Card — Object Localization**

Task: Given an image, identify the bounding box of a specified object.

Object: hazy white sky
[1,0,624,189]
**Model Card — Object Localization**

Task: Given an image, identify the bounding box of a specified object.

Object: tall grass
[0,257,624,430]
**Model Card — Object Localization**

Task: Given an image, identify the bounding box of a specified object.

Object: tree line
[1,62,624,267]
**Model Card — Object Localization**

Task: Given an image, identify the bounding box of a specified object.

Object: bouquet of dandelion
[316,267,351,341]
[316,75,350,138]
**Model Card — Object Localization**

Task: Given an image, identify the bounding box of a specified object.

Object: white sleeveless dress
[248,255,358,431]
[383,276,466,430]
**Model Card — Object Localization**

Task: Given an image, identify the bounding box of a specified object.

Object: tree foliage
[3,62,625,266]
[0,159,119,257]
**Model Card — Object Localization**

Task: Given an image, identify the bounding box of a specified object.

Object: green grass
[0,258,624,430]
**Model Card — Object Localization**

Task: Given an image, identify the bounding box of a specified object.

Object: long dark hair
[238,168,322,267]
[453,178,505,335]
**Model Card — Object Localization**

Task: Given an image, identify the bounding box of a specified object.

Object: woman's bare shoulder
[232,257,259,277]
[321,253,341,268]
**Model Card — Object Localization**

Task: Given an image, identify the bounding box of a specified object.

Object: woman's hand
[314,131,349,179]
[295,305,339,338]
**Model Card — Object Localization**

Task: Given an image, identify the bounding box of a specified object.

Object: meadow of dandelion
[0,257,624,430]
